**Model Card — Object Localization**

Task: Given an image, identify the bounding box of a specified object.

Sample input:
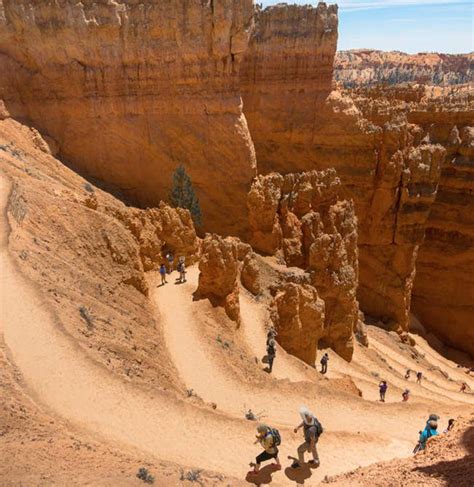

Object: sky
[261,1,473,53]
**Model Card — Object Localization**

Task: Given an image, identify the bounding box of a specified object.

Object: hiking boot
[291,461,301,469]
[308,460,320,467]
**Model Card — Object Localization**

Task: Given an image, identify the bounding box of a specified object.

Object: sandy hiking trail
[0,174,267,480]
[152,266,473,478]
[2,169,473,486]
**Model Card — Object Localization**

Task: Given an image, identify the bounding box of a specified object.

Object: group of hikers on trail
[413,414,455,453]
[263,327,330,376]
[159,251,186,286]
[249,406,322,477]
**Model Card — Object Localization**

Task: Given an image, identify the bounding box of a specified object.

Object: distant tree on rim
[169,164,202,227]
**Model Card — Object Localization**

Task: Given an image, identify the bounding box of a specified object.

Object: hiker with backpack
[402,389,410,401]
[418,418,438,451]
[405,369,411,380]
[460,382,468,393]
[266,338,277,373]
[177,257,186,283]
[248,423,281,475]
[159,263,167,286]
[291,406,322,469]
[416,371,423,384]
[320,353,329,374]
[379,380,388,402]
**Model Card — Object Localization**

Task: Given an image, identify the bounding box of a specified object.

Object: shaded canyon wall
[0,0,256,236]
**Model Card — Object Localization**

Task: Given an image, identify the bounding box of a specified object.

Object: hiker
[248,423,281,475]
[416,371,423,384]
[418,418,438,451]
[266,338,276,373]
[443,419,455,433]
[379,380,388,402]
[320,353,329,374]
[267,327,278,342]
[177,257,186,283]
[405,369,411,380]
[165,251,174,274]
[159,264,167,285]
[292,406,322,469]
[402,389,410,401]
[460,382,467,393]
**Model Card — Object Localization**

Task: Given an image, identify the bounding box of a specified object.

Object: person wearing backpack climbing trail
[248,423,281,475]
[418,418,438,451]
[416,371,423,384]
[266,338,276,373]
[379,380,388,402]
[320,353,329,374]
[291,406,322,469]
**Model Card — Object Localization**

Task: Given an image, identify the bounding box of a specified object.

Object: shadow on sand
[245,464,281,485]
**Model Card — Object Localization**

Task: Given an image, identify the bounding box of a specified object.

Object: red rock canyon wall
[0,0,256,236]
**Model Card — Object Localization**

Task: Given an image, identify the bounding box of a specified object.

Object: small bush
[136,467,154,484]
[180,469,203,483]
[79,306,94,329]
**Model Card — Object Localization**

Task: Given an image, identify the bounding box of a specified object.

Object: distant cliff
[335,50,473,88]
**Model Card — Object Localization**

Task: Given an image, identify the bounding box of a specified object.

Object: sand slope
[1,170,474,485]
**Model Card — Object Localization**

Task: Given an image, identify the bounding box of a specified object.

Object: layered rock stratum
[0,0,256,236]
[335,50,473,88]
[0,0,472,357]
[248,169,359,360]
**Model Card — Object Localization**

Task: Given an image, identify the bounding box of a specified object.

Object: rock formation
[343,84,474,356]
[241,5,447,339]
[197,234,242,325]
[249,169,359,361]
[270,283,325,366]
[335,50,473,88]
[0,0,256,236]
[240,2,338,176]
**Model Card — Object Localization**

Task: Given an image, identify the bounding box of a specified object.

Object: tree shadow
[245,464,280,485]
[414,425,474,486]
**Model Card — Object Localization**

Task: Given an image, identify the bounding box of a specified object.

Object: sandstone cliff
[345,84,474,356]
[241,5,446,337]
[248,169,359,361]
[335,50,473,88]
[0,0,256,236]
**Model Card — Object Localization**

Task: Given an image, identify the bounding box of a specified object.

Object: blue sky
[261,1,473,53]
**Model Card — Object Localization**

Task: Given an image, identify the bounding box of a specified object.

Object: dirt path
[2,169,473,486]
[0,174,263,480]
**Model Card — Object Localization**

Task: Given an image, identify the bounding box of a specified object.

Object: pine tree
[169,164,202,227]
